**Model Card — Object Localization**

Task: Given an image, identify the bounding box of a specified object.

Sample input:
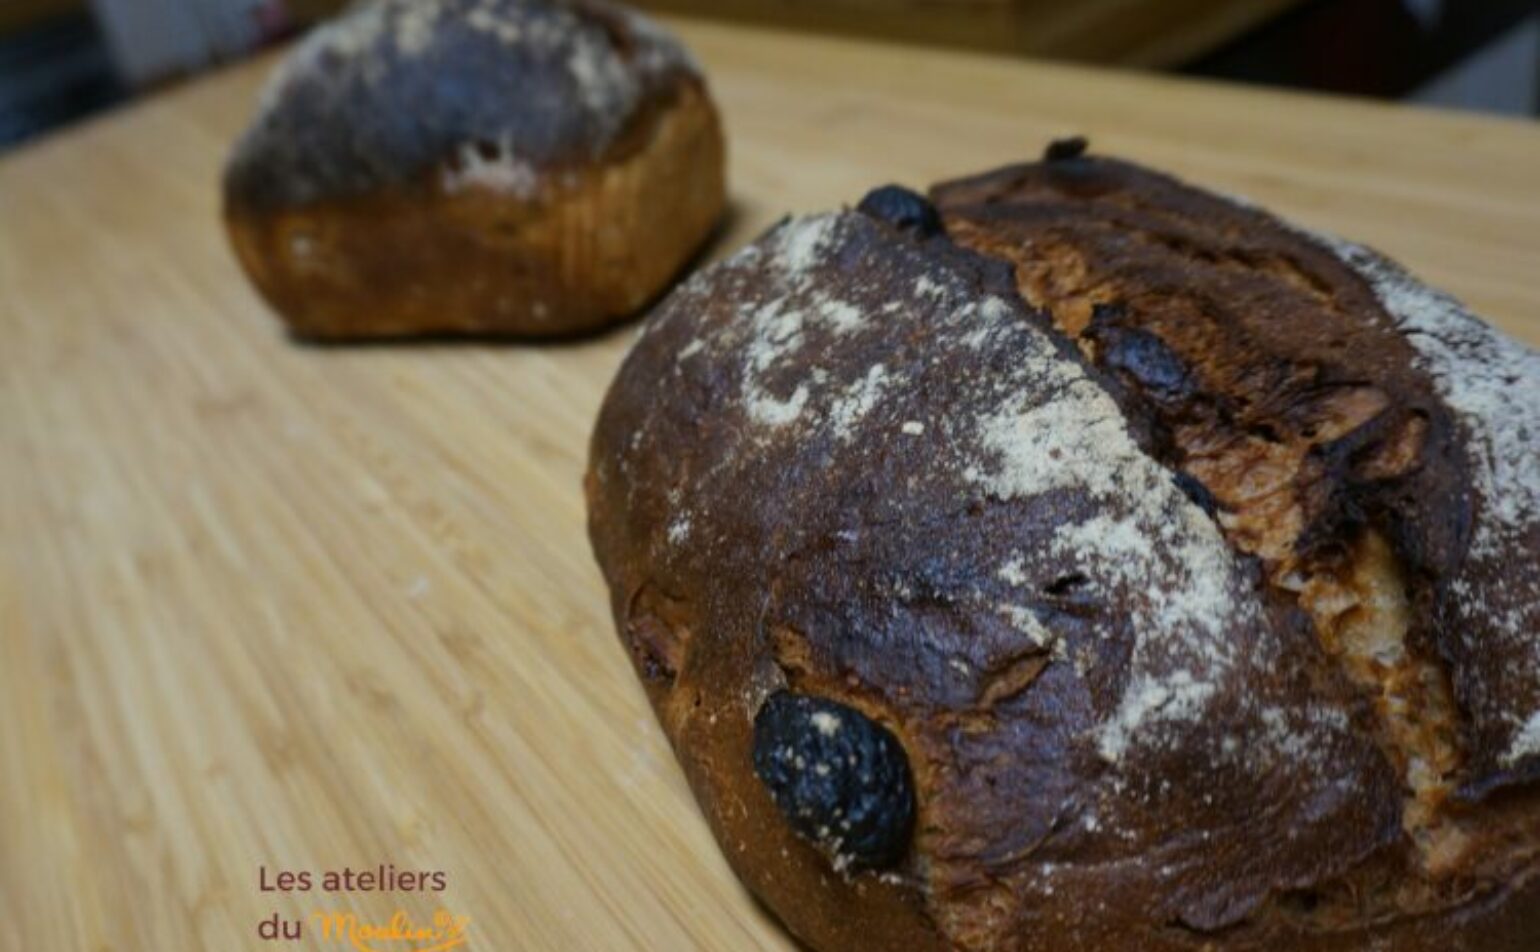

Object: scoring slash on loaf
[586,141,1540,951]
[223,0,725,338]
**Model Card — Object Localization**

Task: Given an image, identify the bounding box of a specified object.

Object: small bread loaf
[586,144,1540,951]
[224,0,724,338]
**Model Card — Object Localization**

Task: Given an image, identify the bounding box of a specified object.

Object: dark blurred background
[2,0,1536,152]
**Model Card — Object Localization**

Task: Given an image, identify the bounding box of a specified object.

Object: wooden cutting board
[2,17,1537,951]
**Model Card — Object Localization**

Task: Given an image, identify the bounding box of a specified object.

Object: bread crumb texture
[228,0,697,208]
[1319,235,1540,771]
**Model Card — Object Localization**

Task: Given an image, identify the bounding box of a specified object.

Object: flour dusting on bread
[1321,235,1540,768]
[962,301,1250,763]
[1322,237,1540,562]
[735,215,880,428]
[442,136,540,195]
[678,211,1274,768]
[1098,670,1218,762]
[238,0,698,208]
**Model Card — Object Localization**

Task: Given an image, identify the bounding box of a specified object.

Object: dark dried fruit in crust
[1043,135,1089,162]
[753,692,916,870]
[857,185,943,238]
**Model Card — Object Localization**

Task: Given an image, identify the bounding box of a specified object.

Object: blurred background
[1,0,1536,152]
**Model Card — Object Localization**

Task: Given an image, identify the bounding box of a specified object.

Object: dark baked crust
[225,0,697,211]
[586,157,1539,950]
[223,0,724,337]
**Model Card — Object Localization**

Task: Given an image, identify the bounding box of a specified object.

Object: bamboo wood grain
[2,17,1538,951]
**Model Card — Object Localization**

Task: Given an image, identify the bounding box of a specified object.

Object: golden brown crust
[225,81,724,338]
[586,152,1540,951]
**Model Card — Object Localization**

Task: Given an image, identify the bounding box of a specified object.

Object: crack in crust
[934,152,1539,932]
